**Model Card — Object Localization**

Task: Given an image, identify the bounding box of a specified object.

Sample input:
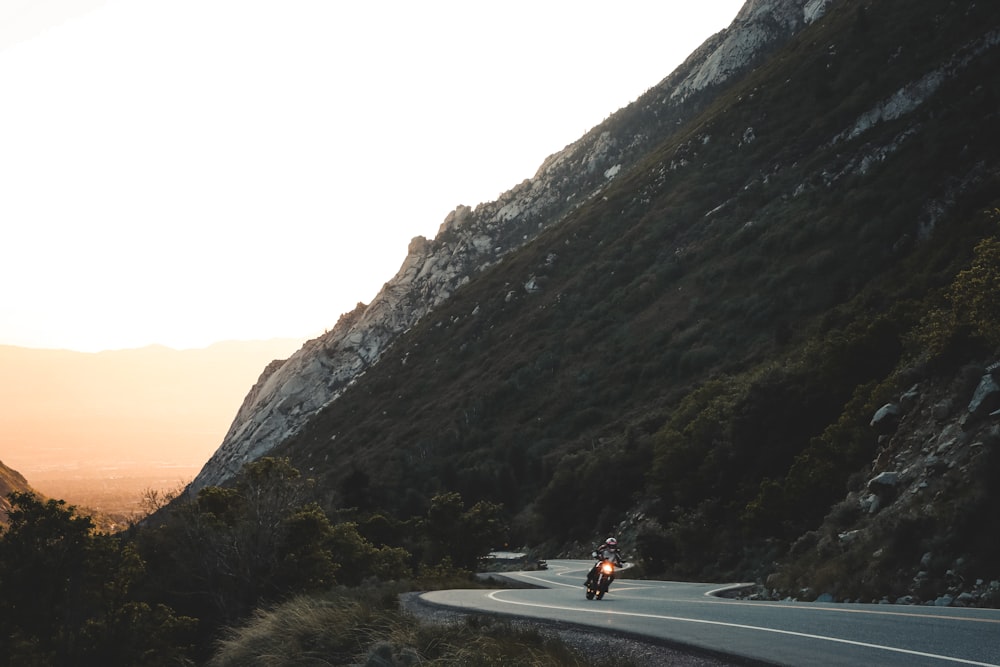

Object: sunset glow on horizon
[1,0,745,354]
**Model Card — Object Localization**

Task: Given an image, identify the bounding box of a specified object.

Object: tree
[274,503,339,591]
[0,492,194,666]
[911,221,1000,364]
[949,233,1000,347]
[0,492,93,663]
[458,499,507,570]
[145,458,328,623]
[422,492,507,570]
[138,457,411,635]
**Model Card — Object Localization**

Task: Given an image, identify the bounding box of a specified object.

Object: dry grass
[208,581,623,667]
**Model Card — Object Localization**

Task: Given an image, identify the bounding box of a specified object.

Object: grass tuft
[208,580,631,667]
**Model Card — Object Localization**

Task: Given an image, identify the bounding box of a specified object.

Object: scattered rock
[867,471,899,493]
[899,391,920,413]
[871,403,902,433]
[961,372,1000,428]
[932,399,954,421]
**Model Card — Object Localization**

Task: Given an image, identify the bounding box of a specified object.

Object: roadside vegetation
[0,461,638,665]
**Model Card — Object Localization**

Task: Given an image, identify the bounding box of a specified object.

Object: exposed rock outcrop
[669,0,826,103]
[0,459,34,524]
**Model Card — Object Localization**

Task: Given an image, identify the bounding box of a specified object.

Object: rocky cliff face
[189,0,833,493]
[0,460,34,524]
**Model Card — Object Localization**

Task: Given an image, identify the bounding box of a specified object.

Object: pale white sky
[1,0,744,353]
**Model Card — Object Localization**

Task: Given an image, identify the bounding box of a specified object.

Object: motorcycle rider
[586,537,625,587]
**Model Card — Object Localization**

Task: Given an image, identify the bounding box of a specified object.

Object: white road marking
[522,568,1000,626]
[484,590,1000,667]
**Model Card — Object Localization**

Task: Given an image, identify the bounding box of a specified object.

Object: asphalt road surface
[420,559,1000,666]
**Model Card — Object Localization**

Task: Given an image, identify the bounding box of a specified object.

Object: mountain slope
[195,0,1000,599]
[190,0,832,493]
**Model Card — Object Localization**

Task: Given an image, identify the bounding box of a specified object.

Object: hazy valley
[0,339,304,521]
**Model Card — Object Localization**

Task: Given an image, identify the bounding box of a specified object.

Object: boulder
[962,373,1000,428]
[867,471,900,497]
[871,403,902,434]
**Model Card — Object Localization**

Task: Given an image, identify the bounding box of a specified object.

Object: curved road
[420,559,1000,666]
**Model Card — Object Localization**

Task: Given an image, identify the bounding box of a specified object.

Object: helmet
[605,537,618,546]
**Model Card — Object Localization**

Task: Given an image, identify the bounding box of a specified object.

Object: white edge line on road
[483,590,1000,667]
[504,570,1000,626]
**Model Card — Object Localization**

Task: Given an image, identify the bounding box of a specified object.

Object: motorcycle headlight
[602,562,614,574]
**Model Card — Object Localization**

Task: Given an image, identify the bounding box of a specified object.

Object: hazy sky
[1,0,745,353]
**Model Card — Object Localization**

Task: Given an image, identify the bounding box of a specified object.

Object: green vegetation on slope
[272,0,1000,585]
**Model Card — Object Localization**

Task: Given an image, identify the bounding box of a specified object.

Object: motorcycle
[585,557,616,600]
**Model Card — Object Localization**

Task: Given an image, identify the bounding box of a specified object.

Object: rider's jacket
[595,545,623,565]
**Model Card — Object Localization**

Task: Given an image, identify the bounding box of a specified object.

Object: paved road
[420,559,1000,666]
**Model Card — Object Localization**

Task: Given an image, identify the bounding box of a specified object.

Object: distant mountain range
[0,339,304,496]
